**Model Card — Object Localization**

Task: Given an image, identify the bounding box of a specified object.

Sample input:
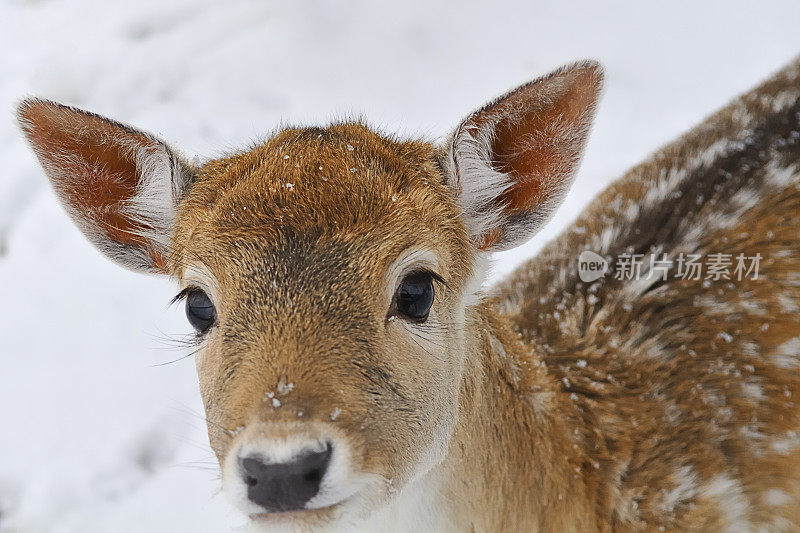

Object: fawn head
[17,61,601,527]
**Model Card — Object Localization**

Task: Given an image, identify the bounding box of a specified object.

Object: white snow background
[1,1,800,531]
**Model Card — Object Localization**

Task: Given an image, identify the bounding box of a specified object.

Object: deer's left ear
[445,60,603,251]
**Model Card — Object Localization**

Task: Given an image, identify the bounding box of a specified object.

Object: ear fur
[16,98,194,273]
[445,60,603,251]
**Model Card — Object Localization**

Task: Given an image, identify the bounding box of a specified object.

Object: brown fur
[492,58,800,531]
[172,125,475,495]
[17,57,800,531]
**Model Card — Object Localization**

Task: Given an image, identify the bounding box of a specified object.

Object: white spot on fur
[762,489,791,507]
[772,338,800,369]
[592,225,620,255]
[777,293,799,313]
[741,340,760,357]
[697,295,738,315]
[699,475,752,532]
[659,466,697,514]
[739,297,767,316]
[639,138,731,216]
[740,423,769,457]
[740,380,764,402]
[764,161,799,188]
[772,431,800,455]
[717,332,733,343]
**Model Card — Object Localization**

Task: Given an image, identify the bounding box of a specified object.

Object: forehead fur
[171,122,472,285]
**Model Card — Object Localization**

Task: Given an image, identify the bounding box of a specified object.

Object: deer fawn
[16,56,800,531]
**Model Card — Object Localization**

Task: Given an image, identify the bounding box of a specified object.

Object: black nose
[240,443,332,512]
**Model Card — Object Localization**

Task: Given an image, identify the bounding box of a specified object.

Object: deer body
[487,69,800,533]
[17,58,800,532]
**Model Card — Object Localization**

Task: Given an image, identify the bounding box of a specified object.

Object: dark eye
[185,289,216,334]
[395,272,435,321]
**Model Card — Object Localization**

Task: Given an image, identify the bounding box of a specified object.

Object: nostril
[241,457,267,486]
[303,467,323,483]
[240,442,333,512]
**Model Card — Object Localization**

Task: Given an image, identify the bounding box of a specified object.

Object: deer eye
[395,272,435,322]
[185,289,216,334]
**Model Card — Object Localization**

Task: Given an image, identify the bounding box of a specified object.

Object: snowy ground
[1,1,800,531]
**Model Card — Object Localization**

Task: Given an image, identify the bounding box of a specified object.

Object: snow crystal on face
[277,380,295,395]
[5,2,800,529]
[330,408,342,421]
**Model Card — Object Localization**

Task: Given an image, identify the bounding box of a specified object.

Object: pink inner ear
[20,101,167,269]
[472,67,600,250]
[494,69,598,211]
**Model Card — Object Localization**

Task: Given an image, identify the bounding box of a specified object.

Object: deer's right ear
[444,61,603,252]
[16,99,194,274]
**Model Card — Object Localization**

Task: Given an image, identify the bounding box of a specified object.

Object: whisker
[168,401,231,436]
[150,344,205,366]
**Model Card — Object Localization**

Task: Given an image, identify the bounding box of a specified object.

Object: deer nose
[240,442,332,512]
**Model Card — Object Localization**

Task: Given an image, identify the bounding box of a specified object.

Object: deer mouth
[249,500,346,524]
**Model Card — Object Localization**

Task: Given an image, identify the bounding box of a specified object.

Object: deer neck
[433,304,600,531]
